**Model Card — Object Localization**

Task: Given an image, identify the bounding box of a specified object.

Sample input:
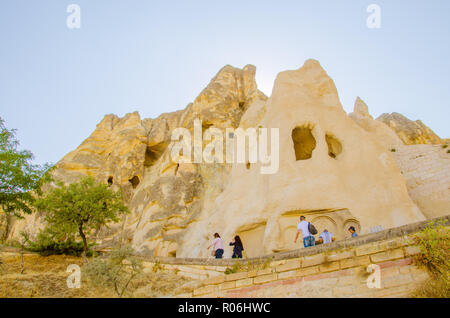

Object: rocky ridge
[3,61,449,259]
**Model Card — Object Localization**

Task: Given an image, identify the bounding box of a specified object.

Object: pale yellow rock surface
[392,144,450,219]
[6,64,268,256]
[348,97,403,150]
[377,112,443,145]
[178,60,426,258]
[4,60,449,260]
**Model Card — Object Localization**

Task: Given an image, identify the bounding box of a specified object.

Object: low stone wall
[179,239,427,297]
[1,216,447,298]
[139,216,448,297]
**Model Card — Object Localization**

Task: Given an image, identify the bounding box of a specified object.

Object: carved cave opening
[237,223,266,258]
[144,142,168,167]
[202,122,213,134]
[292,126,316,160]
[129,176,140,189]
[107,176,113,186]
[325,134,342,159]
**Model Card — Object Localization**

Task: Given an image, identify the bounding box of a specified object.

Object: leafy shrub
[224,257,272,274]
[83,245,143,297]
[23,230,95,257]
[411,221,450,298]
[224,261,245,274]
[152,260,163,273]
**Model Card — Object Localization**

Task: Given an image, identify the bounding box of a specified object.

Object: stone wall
[393,144,450,219]
[1,216,447,297]
[186,256,424,298]
[138,216,449,297]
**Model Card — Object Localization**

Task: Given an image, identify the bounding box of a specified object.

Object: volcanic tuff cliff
[3,60,449,258]
[377,112,443,145]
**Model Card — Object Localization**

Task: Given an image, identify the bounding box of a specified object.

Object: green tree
[35,177,129,259]
[0,118,52,217]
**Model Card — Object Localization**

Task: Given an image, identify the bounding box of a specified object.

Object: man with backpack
[294,216,317,248]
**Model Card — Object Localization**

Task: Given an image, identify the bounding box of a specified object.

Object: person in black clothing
[229,235,244,258]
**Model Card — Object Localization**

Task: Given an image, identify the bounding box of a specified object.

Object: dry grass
[411,277,449,298]
[410,222,450,298]
[133,271,196,297]
[0,253,103,297]
[0,252,196,298]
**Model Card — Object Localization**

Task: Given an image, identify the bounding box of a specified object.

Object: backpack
[308,222,318,235]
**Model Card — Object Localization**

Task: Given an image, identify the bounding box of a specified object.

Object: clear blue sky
[1,0,449,165]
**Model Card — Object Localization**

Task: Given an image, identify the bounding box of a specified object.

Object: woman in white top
[208,233,224,258]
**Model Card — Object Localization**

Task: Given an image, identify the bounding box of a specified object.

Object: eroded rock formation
[3,60,449,259]
[179,60,426,258]
[6,64,268,257]
[392,144,450,219]
[348,97,403,150]
[377,112,443,145]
